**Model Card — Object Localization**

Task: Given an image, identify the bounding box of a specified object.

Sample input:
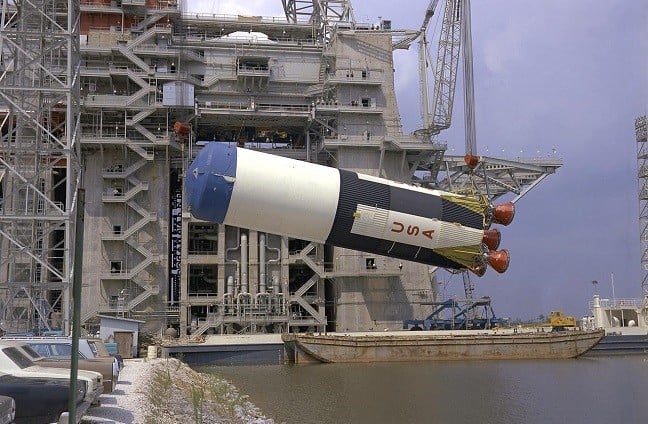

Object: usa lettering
[391,221,434,240]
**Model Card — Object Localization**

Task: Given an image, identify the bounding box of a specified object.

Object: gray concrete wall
[327,30,437,332]
[81,150,108,322]
[81,147,170,335]
[328,30,404,139]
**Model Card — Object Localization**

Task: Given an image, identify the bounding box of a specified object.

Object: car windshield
[2,347,35,369]
[31,343,74,358]
[86,341,100,357]
[87,339,109,356]
[20,345,44,360]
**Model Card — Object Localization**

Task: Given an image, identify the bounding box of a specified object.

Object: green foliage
[143,367,174,423]
[190,384,205,424]
[142,358,263,424]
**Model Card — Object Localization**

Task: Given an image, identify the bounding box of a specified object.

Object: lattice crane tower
[0,0,82,333]
[637,115,648,297]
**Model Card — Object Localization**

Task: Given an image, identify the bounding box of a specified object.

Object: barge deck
[283,329,605,363]
[160,329,605,365]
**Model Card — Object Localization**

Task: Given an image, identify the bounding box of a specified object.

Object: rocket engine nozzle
[482,228,501,251]
[470,265,487,277]
[492,202,515,226]
[464,154,480,169]
[488,249,510,273]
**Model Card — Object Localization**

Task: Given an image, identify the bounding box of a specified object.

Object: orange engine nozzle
[493,202,515,226]
[470,264,487,277]
[482,228,501,250]
[464,154,480,169]
[488,249,510,273]
[173,121,192,143]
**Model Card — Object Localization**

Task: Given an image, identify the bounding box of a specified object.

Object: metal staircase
[115,45,150,72]
[126,283,160,311]
[190,314,225,339]
[127,25,172,49]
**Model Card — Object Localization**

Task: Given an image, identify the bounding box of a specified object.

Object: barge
[583,294,648,355]
[282,329,605,363]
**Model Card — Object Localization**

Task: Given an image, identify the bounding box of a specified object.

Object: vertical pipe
[462,0,477,155]
[226,275,234,295]
[259,233,266,293]
[224,275,234,313]
[241,233,248,293]
[272,276,279,295]
[306,130,311,162]
[266,242,281,304]
[69,188,84,424]
[225,227,241,293]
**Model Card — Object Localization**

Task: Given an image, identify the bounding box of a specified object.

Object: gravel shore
[80,358,275,424]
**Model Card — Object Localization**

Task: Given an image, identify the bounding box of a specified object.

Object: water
[201,355,648,424]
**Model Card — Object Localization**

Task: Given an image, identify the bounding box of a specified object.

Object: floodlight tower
[0,0,82,333]
[636,115,648,297]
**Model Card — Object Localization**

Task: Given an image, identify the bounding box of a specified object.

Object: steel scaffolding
[283,0,355,41]
[0,0,82,333]
[636,115,648,297]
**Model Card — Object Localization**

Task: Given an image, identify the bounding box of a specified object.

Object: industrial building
[0,0,561,339]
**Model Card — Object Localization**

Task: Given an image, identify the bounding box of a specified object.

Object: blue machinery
[403,296,509,330]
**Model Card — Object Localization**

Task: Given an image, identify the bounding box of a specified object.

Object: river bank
[80,358,275,424]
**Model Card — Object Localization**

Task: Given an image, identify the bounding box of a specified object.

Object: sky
[187,1,648,319]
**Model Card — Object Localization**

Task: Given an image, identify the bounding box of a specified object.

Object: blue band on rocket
[186,142,237,223]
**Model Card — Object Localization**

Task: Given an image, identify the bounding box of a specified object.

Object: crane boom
[417,0,463,137]
[417,1,480,303]
[418,0,440,132]
[461,0,477,155]
[421,0,441,32]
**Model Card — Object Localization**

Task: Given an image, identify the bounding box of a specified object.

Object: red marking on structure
[422,229,435,239]
[391,221,434,240]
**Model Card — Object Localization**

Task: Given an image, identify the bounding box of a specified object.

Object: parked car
[0,341,103,407]
[1,336,120,385]
[15,342,117,393]
[0,395,15,424]
[83,337,124,370]
[0,372,85,424]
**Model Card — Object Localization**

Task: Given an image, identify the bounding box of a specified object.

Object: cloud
[392,49,421,132]
[187,0,285,16]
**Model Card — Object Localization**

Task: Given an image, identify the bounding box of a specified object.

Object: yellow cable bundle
[435,244,482,269]
[440,192,489,217]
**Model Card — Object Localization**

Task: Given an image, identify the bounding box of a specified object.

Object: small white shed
[98,315,144,358]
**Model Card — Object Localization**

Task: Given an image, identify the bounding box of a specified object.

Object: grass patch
[142,359,270,424]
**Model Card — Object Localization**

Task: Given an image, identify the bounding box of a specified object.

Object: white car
[0,340,103,406]
[2,336,121,380]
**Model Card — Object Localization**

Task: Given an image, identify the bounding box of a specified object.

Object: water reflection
[201,356,647,424]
